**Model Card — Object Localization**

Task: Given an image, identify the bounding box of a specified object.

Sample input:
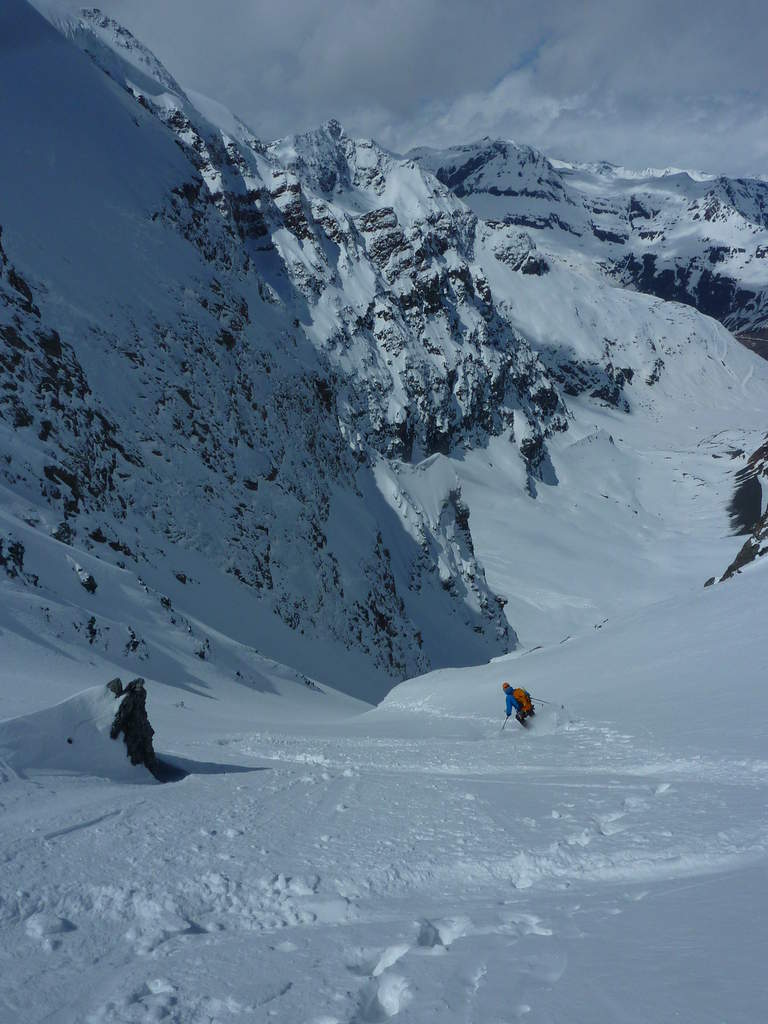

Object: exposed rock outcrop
[719,436,768,581]
[411,142,768,335]
[109,678,159,778]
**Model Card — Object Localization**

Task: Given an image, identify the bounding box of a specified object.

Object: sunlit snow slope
[1,559,766,1023]
[2,2,768,1021]
[412,139,768,333]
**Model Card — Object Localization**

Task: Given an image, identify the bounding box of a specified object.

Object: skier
[502,682,534,724]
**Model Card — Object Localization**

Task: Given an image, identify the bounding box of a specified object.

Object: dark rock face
[0,534,38,586]
[0,536,25,577]
[592,224,627,245]
[109,678,159,778]
[615,253,760,332]
[728,471,763,536]
[79,572,98,594]
[718,435,768,581]
[411,143,768,336]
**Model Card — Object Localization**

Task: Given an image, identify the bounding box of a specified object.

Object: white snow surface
[0,685,153,782]
[1,5,768,1020]
[2,562,767,1022]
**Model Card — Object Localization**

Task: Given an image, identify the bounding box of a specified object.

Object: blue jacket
[506,689,530,715]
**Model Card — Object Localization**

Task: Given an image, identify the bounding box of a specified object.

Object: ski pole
[529,696,567,709]
[501,715,510,731]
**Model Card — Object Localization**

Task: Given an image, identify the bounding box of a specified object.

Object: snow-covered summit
[3,7,768,1021]
[412,139,768,333]
[2,0,767,710]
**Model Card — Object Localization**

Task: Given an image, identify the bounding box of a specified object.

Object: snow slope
[412,139,768,333]
[0,685,155,783]
[2,4,768,1020]
[1,0,525,700]
[1,560,766,1023]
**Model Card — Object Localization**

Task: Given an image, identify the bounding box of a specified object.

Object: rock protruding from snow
[108,677,159,778]
[720,435,768,581]
[0,684,157,782]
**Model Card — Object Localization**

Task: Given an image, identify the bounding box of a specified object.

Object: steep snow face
[0,684,155,782]
[0,0,517,700]
[2,551,767,1023]
[413,140,768,333]
[3,1,767,706]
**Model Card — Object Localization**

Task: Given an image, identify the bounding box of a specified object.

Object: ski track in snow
[0,5,767,1021]
[1,711,767,1023]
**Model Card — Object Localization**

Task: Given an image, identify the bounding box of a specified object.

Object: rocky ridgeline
[1,5,538,690]
[3,4,762,695]
[148,112,569,464]
[411,141,768,336]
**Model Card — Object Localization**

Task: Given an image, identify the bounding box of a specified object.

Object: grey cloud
[70,0,768,175]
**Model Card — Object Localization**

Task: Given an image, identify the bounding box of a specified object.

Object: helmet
[502,682,511,691]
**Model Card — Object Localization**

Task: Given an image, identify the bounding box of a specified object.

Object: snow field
[1,718,765,1022]
[0,4,767,1020]
[2,562,767,1022]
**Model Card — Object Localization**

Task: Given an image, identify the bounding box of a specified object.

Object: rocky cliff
[412,140,768,336]
[1,2,765,701]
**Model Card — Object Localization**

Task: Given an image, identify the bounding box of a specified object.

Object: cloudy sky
[77,0,768,175]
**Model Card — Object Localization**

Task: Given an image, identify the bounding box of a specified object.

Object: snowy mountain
[3,1,535,701]
[412,139,768,335]
[3,4,768,1022]
[2,1,767,709]
[0,0,766,705]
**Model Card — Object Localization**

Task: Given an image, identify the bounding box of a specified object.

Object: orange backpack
[512,688,532,713]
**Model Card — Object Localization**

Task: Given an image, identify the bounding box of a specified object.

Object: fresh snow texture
[0,685,153,783]
[1,4,768,1021]
[1,562,767,1023]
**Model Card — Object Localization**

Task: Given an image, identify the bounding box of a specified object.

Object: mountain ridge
[2,0,767,705]
[411,138,768,335]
